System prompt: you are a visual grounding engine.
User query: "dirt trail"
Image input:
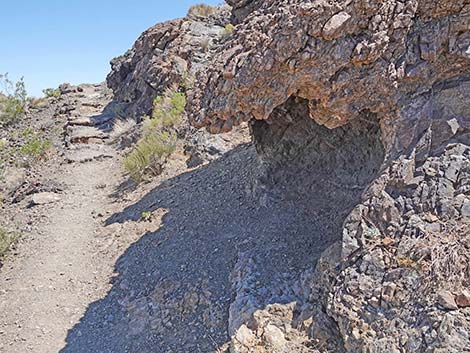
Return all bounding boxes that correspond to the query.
[0,155,121,353]
[0,84,124,353]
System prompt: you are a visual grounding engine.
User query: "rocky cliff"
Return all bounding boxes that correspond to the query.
[107,1,470,352]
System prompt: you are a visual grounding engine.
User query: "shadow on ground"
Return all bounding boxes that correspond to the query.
[60,134,379,352]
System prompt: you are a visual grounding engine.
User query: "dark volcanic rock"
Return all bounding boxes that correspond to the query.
[107,9,231,119]
[186,0,470,352]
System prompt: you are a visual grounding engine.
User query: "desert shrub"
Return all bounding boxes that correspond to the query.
[0,74,27,125]
[222,23,235,38]
[110,118,137,141]
[0,227,19,258]
[124,86,186,182]
[124,131,177,182]
[187,3,218,17]
[0,128,52,171]
[151,89,186,128]
[141,211,152,221]
[19,134,52,158]
[180,71,194,92]
[42,87,61,98]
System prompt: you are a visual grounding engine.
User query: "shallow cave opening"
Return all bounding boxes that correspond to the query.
[251,96,386,250]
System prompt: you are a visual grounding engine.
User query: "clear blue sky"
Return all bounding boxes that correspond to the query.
[0,0,221,97]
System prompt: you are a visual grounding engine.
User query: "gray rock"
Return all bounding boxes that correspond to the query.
[30,192,61,206]
[461,199,470,217]
[438,290,459,310]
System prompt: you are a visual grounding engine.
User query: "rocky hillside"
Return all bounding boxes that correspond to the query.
[105,1,470,352]
[0,1,468,353]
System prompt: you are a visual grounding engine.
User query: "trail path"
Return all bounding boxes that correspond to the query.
[0,85,122,353]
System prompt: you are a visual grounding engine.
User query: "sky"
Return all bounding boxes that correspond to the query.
[0,0,221,97]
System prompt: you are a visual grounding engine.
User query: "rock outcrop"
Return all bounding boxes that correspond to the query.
[186,0,470,352]
[107,7,231,119]
[107,6,250,165]
[107,1,470,352]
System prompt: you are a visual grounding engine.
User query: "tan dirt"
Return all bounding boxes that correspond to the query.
[0,155,122,353]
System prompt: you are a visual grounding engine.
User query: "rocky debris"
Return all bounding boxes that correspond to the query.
[455,290,470,308]
[226,0,266,24]
[29,192,61,206]
[0,167,26,202]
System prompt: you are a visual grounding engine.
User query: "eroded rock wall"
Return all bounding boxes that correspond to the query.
[107,8,231,119]
[186,0,470,352]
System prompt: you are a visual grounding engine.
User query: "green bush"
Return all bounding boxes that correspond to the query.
[42,87,61,98]
[151,89,186,128]
[124,86,186,182]
[0,74,27,125]
[19,134,52,158]
[222,23,235,38]
[124,131,177,182]
[0,228,19,258]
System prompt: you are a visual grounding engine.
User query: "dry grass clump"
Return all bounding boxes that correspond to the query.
[42,88,61,98]
[221,23,235,38]
[424,223,469,290]
[406,221,470,294]
[110,118,137,141]
[187,3,219,18]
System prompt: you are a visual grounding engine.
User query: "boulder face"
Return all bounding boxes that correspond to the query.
[107,1,470,352]
[186,0,470,352]
[226,0,267,24]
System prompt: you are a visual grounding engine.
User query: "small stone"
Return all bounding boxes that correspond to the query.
[30,192,61,206]
[437,290,458,310]
[322,11,351,40]
[425,167,438,177]
[447,118,460,135]
[382,237,394,246]
[235,325,257,348]
[352,327,361,340]
[461,199,470,217]
[455,289,470,308]
[263,324,287,349]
